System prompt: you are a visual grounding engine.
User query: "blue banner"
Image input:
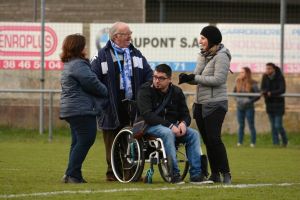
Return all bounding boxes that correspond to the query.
[148,61,196,72]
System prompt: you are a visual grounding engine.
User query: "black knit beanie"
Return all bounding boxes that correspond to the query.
[200,25,222,47]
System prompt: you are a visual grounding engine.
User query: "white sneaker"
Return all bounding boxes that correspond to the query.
[237,143,241,147]
[250,143,255,148]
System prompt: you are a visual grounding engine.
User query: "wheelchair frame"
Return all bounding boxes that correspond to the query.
[111,127,189,183]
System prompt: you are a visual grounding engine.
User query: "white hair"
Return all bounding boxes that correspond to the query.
[109,22,128,40]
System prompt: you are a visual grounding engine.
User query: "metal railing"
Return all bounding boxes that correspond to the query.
[0,89,300,141]
[184,91,300,97]
[0,89,60,141]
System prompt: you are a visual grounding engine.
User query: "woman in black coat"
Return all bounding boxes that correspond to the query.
[261,62,288,146]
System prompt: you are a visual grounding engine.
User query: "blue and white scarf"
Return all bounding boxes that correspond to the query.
[110,40,133,99]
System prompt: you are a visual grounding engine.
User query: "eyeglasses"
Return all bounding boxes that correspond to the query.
[116,31,132,36]
[152,75,169,81]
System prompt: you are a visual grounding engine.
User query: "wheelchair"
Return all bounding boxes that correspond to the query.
[110,100,189,183]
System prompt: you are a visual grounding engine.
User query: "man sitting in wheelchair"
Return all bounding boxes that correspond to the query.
[137,64,212,184]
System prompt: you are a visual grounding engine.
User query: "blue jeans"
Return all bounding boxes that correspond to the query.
[145,124,201,178]
[268,113,288,145]
[65,115,97,180]
[237,107,256,144]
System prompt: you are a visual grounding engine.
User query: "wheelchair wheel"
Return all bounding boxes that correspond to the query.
[111,128,145,183]
[158,145,189,183]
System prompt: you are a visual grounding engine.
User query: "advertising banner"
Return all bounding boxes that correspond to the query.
[2,22,298,72]
[217,23,300,73]
[0,22,82,70]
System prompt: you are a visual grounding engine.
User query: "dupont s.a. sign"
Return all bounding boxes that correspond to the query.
[90,23,208,72]
[0,22,82,70]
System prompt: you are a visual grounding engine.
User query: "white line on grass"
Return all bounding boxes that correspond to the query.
[0,168,21,171]
[0,183,299,199]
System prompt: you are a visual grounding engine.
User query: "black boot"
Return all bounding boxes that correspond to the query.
[222,172,231,184]
[62,175,86,184]
[208,173,221,183]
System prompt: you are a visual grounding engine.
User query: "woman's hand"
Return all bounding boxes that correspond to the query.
[178,73,195,84]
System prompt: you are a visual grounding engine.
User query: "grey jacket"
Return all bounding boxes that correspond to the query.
[234,82,260,110]
[60,58,108,119]
[193,45,231,104]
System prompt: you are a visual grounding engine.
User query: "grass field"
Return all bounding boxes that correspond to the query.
[0,127,300,200]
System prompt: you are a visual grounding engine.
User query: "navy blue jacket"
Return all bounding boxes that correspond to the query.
[91,41,153,130]
[60,58,108,119]
[261,66,286,115]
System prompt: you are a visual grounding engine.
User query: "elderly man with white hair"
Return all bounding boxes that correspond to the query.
[91,22,153,181]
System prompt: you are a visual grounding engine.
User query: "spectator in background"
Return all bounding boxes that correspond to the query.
[233,67,260,147]
[261,62,288,147]
[59,34,108,183]
[178,25,231,184]
[91,22,153,181]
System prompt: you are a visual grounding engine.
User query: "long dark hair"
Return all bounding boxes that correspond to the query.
[236,67,257,92]
[60,34,87,63]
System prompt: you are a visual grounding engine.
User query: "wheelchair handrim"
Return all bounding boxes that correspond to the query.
[111,129,143,183]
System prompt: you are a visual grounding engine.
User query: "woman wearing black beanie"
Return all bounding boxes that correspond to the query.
[179,25,232,184]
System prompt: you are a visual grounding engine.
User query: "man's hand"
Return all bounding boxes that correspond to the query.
[261,91,271,97]
[177,122,187,136]
[178,73,195,84]
[171,125,181,137]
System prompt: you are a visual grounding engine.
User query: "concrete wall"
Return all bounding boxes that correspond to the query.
[0,0,145,23]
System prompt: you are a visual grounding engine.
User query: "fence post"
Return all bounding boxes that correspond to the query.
[39,0,46,134]
[280,0,286,71]
[48,92,53,142]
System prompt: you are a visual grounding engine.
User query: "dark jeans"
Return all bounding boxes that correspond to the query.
[268,113,288,145]
[237,107,257,144]
[194,104,230,174]
[65,115,97,180]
